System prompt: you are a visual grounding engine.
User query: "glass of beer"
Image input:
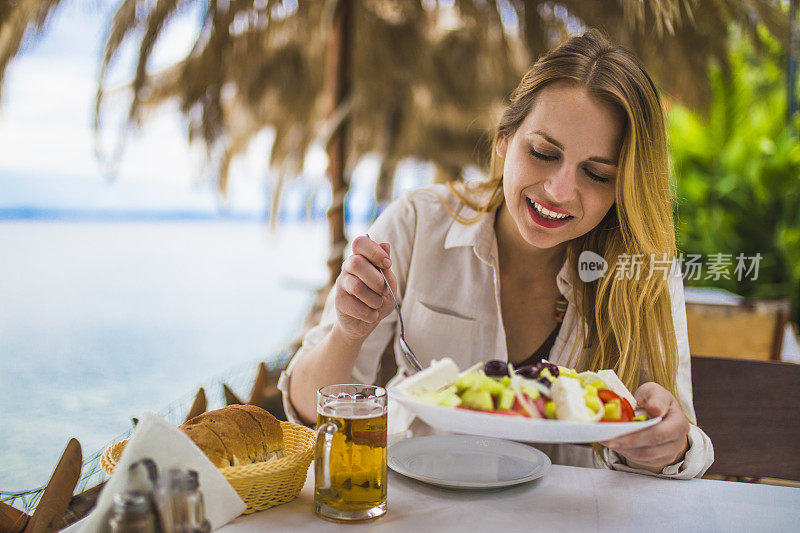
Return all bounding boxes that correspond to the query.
[314,384,387,522]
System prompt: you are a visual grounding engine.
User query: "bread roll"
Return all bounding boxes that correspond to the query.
[180,423,229,468]
[232,404,285,461]
[180,405,284,468]
[223,408,263,462]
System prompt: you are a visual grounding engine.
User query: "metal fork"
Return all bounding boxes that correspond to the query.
[366,234,423,374]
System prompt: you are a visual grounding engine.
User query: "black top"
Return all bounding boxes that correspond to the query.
[514,320,562,368]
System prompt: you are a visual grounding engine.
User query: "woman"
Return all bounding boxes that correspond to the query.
[280,30,714,478]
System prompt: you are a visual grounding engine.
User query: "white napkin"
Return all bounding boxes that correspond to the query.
[73,412,246,532]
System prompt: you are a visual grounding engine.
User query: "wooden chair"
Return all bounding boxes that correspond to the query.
[691,355,800,481]
[685,299,791,360]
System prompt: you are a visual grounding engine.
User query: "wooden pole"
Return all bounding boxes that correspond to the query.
[0,501,29,533]
[324,0,352,287]
[184,387,207,422]
[222,383,243,406]
[24,439,82,533]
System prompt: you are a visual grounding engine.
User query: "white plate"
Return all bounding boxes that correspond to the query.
[391,390,661,443]
[388,435,551,488]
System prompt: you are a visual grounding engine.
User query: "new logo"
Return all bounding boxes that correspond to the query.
[578,251,608,282]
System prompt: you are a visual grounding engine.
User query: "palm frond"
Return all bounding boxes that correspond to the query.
[559,0,789,110]
[0,0,63,101]
[128,0,184,125]
[96,0,138,122]
[93,0,139,174]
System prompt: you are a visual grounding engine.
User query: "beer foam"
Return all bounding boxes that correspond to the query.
[320,399,385,419]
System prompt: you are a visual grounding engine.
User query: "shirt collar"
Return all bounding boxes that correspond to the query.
[444,204,497,265]
[556,259,574,303]
[444,203,576,302]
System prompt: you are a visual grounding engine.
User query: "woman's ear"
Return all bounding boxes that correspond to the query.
[496,135,508,159]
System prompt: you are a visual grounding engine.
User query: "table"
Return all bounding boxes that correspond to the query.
[218,464,800,532]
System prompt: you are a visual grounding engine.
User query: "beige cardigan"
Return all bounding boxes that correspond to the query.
[280,184,714,479]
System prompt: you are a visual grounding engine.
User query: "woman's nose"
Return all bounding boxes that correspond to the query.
[543,165,578,203]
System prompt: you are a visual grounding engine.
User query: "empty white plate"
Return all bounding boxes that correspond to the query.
[388,435,551,489]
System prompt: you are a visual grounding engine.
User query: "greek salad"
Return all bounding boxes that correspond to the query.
[395,358,648,423]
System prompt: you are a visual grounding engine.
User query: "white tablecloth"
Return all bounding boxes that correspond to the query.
[218,464,799,532]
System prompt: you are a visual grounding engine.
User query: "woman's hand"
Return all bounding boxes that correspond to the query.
[601,382,690,473]
[333,235,398,343]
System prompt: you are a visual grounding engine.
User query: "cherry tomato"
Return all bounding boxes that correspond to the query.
[597,389,634,421]
[533,397,548,418]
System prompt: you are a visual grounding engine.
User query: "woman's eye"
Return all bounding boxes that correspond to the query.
[584,168,610,183]
[529,147,558,161]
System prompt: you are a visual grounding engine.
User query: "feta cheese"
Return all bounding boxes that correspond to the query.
[596,369,638,410]
[551,377,594,422]
[394,358,459,397]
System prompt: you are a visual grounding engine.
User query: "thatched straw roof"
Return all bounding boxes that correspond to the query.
[0,1,790,202]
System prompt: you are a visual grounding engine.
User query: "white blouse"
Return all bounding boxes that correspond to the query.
[280,184,714,479]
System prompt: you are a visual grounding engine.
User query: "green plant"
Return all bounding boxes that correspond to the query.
[669,26,800,322]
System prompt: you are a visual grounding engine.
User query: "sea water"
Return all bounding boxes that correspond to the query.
[0,220,329,491]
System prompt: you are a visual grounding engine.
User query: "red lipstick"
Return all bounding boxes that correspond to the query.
[526,198,572,229]
[532,199,572,216]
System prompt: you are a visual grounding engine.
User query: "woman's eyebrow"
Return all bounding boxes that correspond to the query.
[530,130,564,150]
[588,155,618,166]
[529,129,618,167]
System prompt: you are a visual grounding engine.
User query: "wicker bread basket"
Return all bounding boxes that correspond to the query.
[100,421,316,514]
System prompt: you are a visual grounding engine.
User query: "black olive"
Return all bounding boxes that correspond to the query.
[518,361,550,378]
[515,365,539,379]
[544,362,559,377]
[483,359,510,377]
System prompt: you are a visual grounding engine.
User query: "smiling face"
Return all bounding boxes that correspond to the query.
[496,82,624,252]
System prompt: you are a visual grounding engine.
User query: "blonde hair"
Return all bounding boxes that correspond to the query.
[451,29,679,400]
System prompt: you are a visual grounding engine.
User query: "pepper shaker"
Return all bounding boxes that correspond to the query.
[108,491,157,533]
[160,469,210,533]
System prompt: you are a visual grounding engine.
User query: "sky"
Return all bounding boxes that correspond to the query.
[0,1,333,219]
[0,1,286,217]
[0,2,456,221]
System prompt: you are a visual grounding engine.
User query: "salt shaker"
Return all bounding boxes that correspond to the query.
[108,491,157,533]
[160,469,210,533]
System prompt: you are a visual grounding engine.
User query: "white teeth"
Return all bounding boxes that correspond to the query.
[531,200,570,220]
